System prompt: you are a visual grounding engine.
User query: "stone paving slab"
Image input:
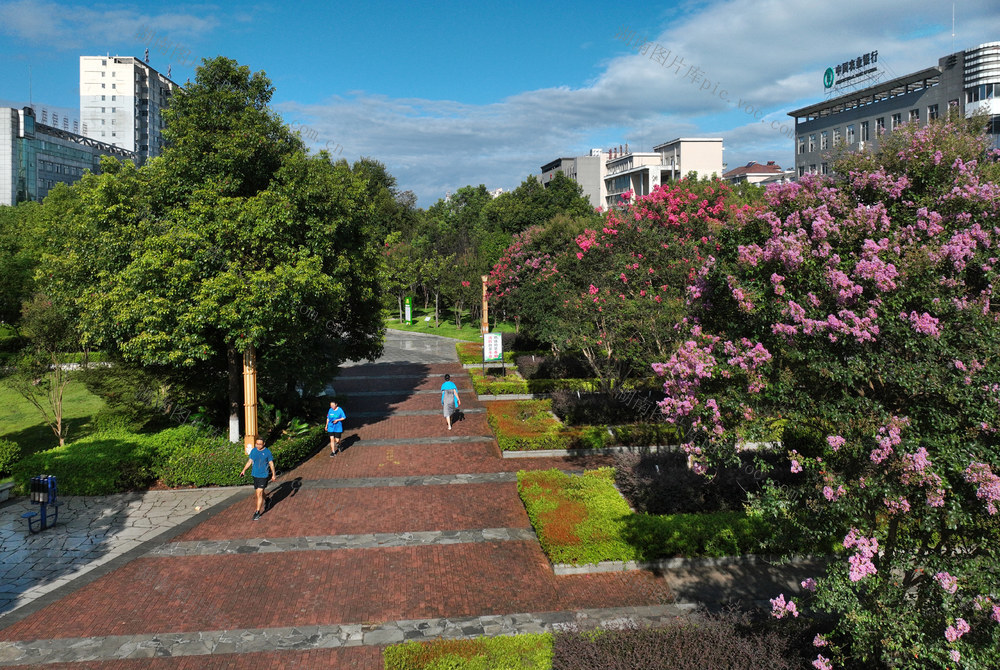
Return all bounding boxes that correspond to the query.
[0,489,244,619]
[334,376,473,392]
[0,541,673,641]
[173,482,531,542]
[0,603,695,666]
[0,646,384,669]
[152,528,540,556]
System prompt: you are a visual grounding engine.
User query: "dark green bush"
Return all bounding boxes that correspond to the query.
[11,431,159,495]
[0,438,22,476]
[551,613,810,670]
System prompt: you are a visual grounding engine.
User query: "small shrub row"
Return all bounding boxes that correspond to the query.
[10,424,326,494]
[486,399,587,451]
[513,353,591,380]
[384,633,552,669]
[383,614,815,670]
[518,468,776,565]
[0,438,23,477]
[471,371,602,396]
[456,341,524,365]
[551,614,812,670]
[613,450,798,515]
[11,431,161,495]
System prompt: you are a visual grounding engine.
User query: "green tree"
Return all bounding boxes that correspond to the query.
[37,58,386,440]
[8,294,81,446]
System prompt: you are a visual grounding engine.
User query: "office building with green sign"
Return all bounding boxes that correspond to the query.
[789,42,1000,178]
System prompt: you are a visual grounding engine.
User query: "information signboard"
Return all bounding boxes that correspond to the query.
[483,333,503,363]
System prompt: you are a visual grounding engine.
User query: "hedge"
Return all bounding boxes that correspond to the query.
[517,468,774,565]
[384,634,552,670]
[10,424,326,494]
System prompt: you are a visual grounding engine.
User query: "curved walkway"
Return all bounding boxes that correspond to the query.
[0,330,808,668]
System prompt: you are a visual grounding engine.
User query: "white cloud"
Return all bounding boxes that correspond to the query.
[0,0,218,49]
[276,0,1000,206]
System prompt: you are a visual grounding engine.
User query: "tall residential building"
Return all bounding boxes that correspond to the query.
[789,42,1000,177]
[1,106,135,206]
[539,149,608,209]
[80,55,178,164]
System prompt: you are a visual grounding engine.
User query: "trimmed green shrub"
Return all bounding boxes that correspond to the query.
[11,431,159,495]
[0,438,22,476]
[384,633,552,670]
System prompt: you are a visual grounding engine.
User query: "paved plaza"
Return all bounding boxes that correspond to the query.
[0,330,806,668]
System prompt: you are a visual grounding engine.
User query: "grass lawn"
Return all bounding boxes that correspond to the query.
[0,374,105,482]
[386,304,515,343]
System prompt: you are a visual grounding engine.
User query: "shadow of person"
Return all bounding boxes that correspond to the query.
[338,434,359,451]
[265,477,302,511]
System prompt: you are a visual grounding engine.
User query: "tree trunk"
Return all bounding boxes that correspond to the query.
[434,291,440,327]
[227,344,242,443]
[397,293,403,322]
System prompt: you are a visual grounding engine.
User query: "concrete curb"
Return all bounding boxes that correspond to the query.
[552,553,823,575]
[503,445,679,458]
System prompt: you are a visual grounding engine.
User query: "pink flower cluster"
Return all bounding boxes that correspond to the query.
[934,571,958,594]
[769,593,799,619]
[826,435,846,451]
[722,338,772,392]
[823,484,846,502]
[901,310,941,338]
[843,528,878,582]
[812,654,833,670]
[944,618,970,642]
[870,416,908,464]
[883,496,911,515]
[964,461,1000,514]
[900,447,946,508]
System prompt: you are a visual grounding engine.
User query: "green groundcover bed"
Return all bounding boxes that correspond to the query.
[517,468,777,564]
[384,634,552,670]
[10,424,326,495]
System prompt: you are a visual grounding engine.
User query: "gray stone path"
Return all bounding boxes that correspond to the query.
[0,603,697,666]
[148,528,539,557]
[0,488,243,618]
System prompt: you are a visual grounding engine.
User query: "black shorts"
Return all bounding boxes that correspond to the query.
[328,431,343,438]
[253,476,269,490]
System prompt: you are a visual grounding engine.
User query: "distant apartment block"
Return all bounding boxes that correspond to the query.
[1,106,135,206]
[789,42,1000,177]
[604,138,723,208]
[722,160,792,185]
[539,149,607,209]
[80,55,178,164]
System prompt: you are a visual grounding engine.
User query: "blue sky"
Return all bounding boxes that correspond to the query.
[2,0,999,206]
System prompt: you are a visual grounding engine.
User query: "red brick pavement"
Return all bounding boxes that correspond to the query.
[286,440,612,481]
[335,375,474,393]
[3,647,384,670]
[176,482,531,541]
[0,360,661,668]
[0,542,672,641]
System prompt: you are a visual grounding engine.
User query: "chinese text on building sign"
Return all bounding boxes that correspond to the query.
[483,333,503,363]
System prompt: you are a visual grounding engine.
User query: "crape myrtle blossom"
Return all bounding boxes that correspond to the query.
[651,119,1000,666]
[769,593,799,619]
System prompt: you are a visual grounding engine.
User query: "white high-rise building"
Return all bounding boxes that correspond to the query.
[80,55,178,164]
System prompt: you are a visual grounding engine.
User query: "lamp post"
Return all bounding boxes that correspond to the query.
[481,275,489,335]
[242,344,258,453]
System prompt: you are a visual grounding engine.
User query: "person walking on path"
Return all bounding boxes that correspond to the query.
[440,374,461,430]
[326,400,346,455]
[240,437,275,520]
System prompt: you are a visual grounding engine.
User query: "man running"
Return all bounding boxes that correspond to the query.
[240,437,275,520]
[327,400,346,455]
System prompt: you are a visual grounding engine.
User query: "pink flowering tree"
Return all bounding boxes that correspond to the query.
[491,184,745,392]
[656,118,1000,667]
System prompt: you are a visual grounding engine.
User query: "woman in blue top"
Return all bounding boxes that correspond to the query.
[440,374,461,430]
[326,401,346,455]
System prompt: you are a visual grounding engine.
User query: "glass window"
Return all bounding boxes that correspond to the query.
[798,165,806,177]
[808,134,816,152]
[810,164,817,175]
[833,128,841,144]
[860,121,869,141]
[909,109,919,122]
[891,113,901,130]
[798,136,806,154]
[821,131,829,150]
[846,124,856,144]
[876,117,885,133]
[928,104,939,120]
